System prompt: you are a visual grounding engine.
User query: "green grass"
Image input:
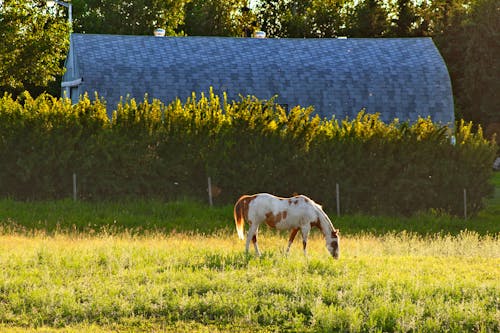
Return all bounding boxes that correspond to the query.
[479,171,500,222]
[0,232,498,332]
[0,199,229,234]
[0,173,498,332]
[1,172,499,236]
[0,196,498,237]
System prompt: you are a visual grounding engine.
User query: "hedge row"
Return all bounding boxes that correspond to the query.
[0,91,496,216]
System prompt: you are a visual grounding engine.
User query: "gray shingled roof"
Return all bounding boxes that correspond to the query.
[63,33,454,124]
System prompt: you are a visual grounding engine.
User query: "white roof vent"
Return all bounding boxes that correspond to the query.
[154,28,165,37]
[254,31,266,38]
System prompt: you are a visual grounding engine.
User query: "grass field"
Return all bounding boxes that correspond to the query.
[0,232,498,332]
[0,173,498,332]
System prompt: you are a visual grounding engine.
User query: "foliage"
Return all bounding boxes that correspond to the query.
[255,0,347,38]
[71,0,187,36]
[254,0,475,38]
[0,92,109,199]
[347,0,390,37]
[436,0,500,125]
[388,0,417,36]
[183,0,256,37]
[0,230,498,332]
[0,92,496,216]
[0,0,69,93]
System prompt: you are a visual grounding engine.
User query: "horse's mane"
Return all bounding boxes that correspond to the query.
[311,201,337,235]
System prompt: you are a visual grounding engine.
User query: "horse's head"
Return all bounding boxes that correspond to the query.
[328,229,340,259]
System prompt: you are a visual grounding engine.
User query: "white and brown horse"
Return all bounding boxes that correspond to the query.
[233,193,340,259]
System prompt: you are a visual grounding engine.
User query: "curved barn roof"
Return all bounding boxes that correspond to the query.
[63,33,454,124]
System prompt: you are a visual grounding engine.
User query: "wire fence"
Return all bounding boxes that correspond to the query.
[69,174,472,220]
[329,183,471,220]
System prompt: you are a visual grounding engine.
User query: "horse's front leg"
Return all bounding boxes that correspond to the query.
[246,222,261,256]
[300,225,311,256]
[286,228,299,255]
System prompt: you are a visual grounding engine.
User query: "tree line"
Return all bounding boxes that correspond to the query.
[0,0,498,129]
[0,92,495,216]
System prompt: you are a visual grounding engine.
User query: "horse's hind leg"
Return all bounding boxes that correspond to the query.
[246,223,261,256]
[286,228,299,255]
[252,230,262,257]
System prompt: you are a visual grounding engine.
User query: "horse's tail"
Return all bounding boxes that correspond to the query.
[233,197,247,240]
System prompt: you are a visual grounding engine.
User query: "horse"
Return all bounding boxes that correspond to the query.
[233,193,340,259]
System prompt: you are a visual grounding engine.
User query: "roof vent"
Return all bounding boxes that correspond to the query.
[254,31,266,38]
[154,28,165,37]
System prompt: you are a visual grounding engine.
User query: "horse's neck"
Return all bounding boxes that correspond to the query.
[316,207,335,240]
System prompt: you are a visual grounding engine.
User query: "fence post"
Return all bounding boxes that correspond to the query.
[73,172,77,201]
[463,188,467,220]
[336,183,340,217]
[207,177,213,207]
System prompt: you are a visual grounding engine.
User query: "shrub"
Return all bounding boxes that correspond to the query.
[0,91,496,216]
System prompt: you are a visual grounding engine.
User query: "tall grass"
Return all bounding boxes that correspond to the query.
[0,232,498,332]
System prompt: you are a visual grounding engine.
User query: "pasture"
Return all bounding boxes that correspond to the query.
[0,173,499,332]
[0,231,498,332]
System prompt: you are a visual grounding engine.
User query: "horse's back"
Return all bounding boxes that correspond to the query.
[246,193,318,227]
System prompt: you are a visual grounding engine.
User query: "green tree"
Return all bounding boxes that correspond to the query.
[307,0,346,37]
[0,0,69,94]
[416,0,470,36]
[389,0,418,36]
[282,0,313,37]
[256,0,313,38]
[346,0,390,37]
[256,0,346,38]
[71,0,187,35]
[255,0,289,37]
[433,0,499,126]
[459,0,499,125]
[183,0,255,37]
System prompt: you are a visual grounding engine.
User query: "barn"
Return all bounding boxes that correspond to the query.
[62,33,454,124]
